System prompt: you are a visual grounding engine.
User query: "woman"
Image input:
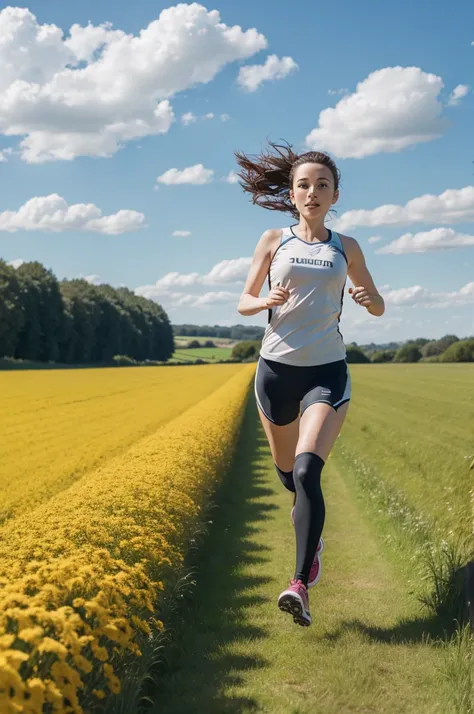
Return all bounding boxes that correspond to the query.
[236,141,385,627]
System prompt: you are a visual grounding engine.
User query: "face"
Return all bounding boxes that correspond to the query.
[289,163,338,219]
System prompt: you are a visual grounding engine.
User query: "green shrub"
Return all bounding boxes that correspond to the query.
[370,349,396,363]
[439,338,474,362]
[394,344,422,363]
[346,346,370,363]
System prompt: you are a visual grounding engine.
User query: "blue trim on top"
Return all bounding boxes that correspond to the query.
[290,224,332,245]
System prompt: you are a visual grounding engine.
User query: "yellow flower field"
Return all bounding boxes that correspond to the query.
[0,363,255,714]
[0,364,243,524]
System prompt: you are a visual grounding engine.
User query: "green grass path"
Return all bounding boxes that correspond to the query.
[150,396,452,714]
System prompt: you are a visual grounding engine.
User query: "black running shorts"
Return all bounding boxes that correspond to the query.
[254,355,351,426]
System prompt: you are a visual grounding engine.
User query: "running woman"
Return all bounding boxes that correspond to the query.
[235,142,385,627]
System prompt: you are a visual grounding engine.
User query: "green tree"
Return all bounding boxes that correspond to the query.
[231,340,261,361]
[439,338,474,362]
[0,260,23,357]
[422,334,459,358]
[394,343,422,363]
[346,345,370,363]
[370,349,396,363]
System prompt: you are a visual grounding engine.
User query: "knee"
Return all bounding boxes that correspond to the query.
[274,464,295,493]
[293,452,325,490]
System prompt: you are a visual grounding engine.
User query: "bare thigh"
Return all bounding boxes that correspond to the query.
[256,404,300,472]
[296,401,350,462]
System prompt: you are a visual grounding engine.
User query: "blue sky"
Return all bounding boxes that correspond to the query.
[0,0,473,343]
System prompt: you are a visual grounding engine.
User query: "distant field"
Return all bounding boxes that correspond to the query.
[171,347,233,363]
[333,362,474,543]
[0,363,243,522]
[174,335,236,344]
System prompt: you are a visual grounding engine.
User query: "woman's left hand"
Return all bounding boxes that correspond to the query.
[348,286,375,308]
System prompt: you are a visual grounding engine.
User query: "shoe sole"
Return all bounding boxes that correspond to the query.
[277,591,312,627]
[308,537,324,589]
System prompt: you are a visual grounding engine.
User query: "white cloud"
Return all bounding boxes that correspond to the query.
[334,186,474,232]
[0,5,267,162]
[377,227,474,254]
[142,257,252,293]
[383,282,474,308]
[0,194,145,234]
[7,258,24,269]
[135,287,240,309]
[83,274,101,285]
[328,88,348,96]
[306,66,454,158]
[447,84,469,106]
[204,112,215,120]
[156,164,214,185]
[225,171,239,184]
[172,230,191,237]
[237,54,298,92]
[368,235,382,244]
[0,151,7,162]
[220,113,230,121]
[181,112,197,126]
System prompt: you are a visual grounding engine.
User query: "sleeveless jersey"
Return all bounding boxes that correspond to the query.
[259,225,348,367]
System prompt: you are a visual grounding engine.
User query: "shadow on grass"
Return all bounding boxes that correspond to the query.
[322,612,459,649]
[145,394,278,714]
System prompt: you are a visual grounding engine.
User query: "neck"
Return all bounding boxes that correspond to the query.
[296,217,329,242]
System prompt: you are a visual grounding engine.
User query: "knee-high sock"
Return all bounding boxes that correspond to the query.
[293,452,325,586]
[274,463,295,493]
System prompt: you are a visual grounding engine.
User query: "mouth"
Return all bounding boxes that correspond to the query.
[306,203,320,208]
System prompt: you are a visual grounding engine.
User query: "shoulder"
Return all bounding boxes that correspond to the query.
[260,227,283,244]
[337,233,364,265]
[258,227,284,261]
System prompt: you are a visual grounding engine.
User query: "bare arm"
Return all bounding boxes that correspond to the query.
[342,235,385,317]
[237,229,281,316]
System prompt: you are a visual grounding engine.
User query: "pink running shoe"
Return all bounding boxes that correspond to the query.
[291,506,324,588]
[278,579,311,626]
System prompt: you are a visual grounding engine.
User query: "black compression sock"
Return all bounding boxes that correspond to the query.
[293,452,326,586]
[274,463,296,493]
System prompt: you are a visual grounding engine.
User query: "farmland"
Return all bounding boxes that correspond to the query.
[0,362,472,713]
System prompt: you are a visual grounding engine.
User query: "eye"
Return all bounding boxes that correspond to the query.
[319,183,329,189]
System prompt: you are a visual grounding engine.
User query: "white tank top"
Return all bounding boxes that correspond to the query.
[259,225,347,366]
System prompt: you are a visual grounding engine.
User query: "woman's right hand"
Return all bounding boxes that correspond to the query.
[265,282,290,308]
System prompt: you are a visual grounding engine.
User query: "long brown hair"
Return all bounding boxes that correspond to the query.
[234,140,340,219]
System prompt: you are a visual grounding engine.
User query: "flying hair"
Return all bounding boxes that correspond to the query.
[234,140,341,219]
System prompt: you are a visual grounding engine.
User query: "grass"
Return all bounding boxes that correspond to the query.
[170,347,234,362]
[142,388,472,714]
[174,336,237,345]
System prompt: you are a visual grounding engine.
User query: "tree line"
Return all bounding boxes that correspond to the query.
[231,334,474,363]
[0,259,174,364]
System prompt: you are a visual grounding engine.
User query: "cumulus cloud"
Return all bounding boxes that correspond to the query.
[237,54,298,92]
[156,164,214,185]
[368,235,382,244]
[377,227,474,254]
[83,274,101,285]
[204,112,215,120]
[447,84,469,106]
[7,258,25,269]
[383,282,474,308]
[135,287,240,309]
[225,171,239,184]
[306,66,459,158]
[141,257,252,294]
[0,194,145,234]
[220,113,230,121]
[328,88,348,96]
[181,112,197,126]
[0,5,266,162]
[334,186,474,232]
[172,230,191,237]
